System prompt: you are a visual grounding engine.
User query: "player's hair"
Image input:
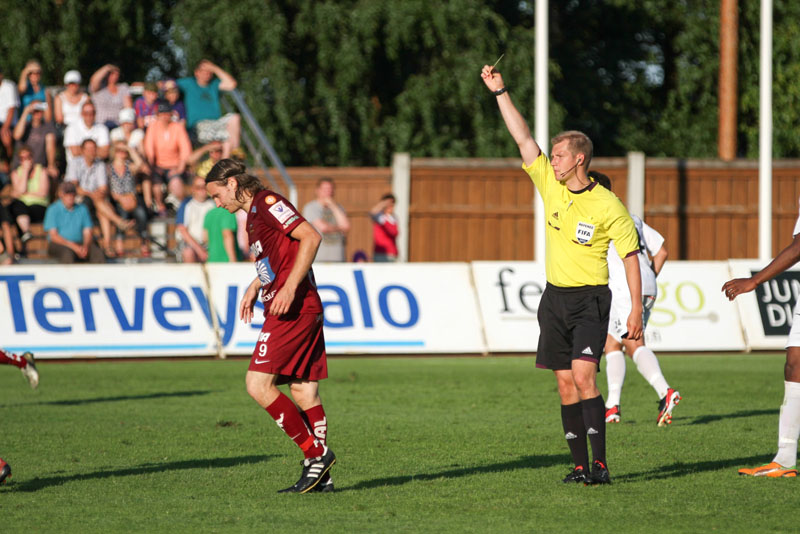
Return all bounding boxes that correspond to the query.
[588,170,612,191]
[551,130,593,167]
[205,158,265,203]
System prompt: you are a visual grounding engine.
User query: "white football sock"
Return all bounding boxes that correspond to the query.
[772,381,800,468]
[632,346,669,399]
[605,351,625,408]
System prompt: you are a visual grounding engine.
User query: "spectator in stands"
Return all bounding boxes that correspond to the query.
[65,138,132,257]
[177,59,240,157]
[188,140,223,178]
[43,181,105,263]
[175,175,214,263]
[134,82,159,130]
[203,206,242,262]
[108,140,150,257]
[0,66,20,163]
[54,70,89,128]
[144,100,191,212]
[370,193,398,262]
[303,177,350,262]
[89,64,133,130]
[63,101,109,175]
[12,101,58,179]
[110,107,155,213]
[8,145,50,249]
[0,202,15,264]
[163,79,186,124]
[18,60,53,123]
[352,250,368,263]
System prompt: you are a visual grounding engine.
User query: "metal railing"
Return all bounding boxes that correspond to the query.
[221,89,297,206]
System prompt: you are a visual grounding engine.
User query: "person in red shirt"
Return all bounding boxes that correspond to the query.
[370,193,398,262]
[205,158,335,493]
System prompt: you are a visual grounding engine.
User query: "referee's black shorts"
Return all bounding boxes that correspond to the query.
[536,283,611,371]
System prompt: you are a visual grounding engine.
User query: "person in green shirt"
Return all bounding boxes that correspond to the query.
[204,206,242,262]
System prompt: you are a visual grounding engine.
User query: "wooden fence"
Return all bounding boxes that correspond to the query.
[275,157,800,263]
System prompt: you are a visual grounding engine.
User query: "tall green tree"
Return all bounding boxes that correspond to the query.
[0,0,175,86]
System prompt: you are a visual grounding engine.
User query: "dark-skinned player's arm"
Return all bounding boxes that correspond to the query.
[723,233,800,301]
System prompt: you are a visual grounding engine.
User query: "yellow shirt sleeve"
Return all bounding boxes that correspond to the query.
[605,199,639,259]
[522,153,554,198]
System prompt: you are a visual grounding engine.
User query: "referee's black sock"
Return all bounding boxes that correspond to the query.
[581,395,606,465]
[560,402,589,470]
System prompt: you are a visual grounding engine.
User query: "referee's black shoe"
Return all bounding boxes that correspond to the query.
[562,465,589,484]
[586,460,611,485]
[278,446,336,494]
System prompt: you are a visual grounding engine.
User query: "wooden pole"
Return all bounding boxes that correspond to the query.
[718,0,739,160]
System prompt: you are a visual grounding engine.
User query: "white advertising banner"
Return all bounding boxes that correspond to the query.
[471,261,746,352]
[206,262,486,355]
[0,264,217,358]
[471,261,544,353]
[728,260,800,350]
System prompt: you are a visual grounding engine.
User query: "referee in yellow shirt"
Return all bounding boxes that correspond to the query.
[482,65,643,485]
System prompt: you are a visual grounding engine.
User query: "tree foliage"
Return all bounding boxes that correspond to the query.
[1,0,799,164]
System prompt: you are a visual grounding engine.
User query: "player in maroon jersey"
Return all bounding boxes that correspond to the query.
[205,159,335,493]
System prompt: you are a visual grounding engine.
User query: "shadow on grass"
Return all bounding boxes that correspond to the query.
[4,390,218,407]
[340,453,569,492]
[5,454,274,493]
[615,454,770,482]
[685,409,776,426]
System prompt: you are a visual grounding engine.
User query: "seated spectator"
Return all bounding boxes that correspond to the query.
[188,141,223,178]
[175,175,214,263]
[110,107,153,212]
[43,181,105,263]
[63,101,109,175]
[133,82,159,130]
[162,79,186,124]
[54,70,89,128]
[65,138,132,257]
[177,60,240,157]
[0,66,20,163]
[370,193,399,262]
[8,145,50,249]
[0,202,16,264]
[12,101,58,179]
[108,140,150,257]
[352,250,368,263]
[144,100,191,212]
[18,60,53,123]
[203,206,242,262]
[302,177,350,262]
[89,64,133,130]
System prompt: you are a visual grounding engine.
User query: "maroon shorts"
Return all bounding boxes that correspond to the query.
[248,312,327,385]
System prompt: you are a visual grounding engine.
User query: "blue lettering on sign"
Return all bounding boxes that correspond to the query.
[152,287,192,331]
[379,285,419,327]
[1,271,420,347]
[34,287,73,333]
[318,269,419,329]
[106,287,146,331]
[1,274,35,332]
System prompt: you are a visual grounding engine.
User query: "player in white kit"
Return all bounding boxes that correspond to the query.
[590,172,681,426]
[723,197,800,477]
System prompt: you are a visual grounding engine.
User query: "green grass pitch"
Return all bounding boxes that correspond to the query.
[0,354,797,533]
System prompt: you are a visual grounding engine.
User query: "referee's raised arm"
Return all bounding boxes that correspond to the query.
[481,65,540,166]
